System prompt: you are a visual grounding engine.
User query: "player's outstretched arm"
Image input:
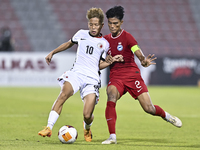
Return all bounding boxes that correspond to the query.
[135,49,157,67]
[45,40,74,65]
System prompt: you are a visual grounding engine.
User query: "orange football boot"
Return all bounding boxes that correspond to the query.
[83,122,92,142]
[38,127,52,137]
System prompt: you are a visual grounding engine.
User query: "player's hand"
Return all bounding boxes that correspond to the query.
[105,54,113,64]
[141,54,157,67]
[45,52,53,65]
[113,55,124,62]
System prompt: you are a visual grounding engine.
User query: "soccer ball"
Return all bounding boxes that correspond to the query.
[58,125,78,144]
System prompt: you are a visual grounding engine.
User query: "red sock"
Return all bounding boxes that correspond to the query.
[154,105,166,118]
[105,101,117,134]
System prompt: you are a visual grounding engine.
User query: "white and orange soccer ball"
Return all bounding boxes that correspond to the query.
[58,125,78,144]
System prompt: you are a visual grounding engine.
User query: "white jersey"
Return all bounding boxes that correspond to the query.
[71,29,109,80]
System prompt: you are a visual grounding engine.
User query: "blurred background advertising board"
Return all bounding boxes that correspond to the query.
[0,52,74,86]
[0,52,108,87]
[150,57,200,85]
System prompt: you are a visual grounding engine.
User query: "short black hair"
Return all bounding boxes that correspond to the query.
[106,6,124,20]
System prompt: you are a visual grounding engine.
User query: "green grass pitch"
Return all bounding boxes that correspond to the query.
[0,86,199,150]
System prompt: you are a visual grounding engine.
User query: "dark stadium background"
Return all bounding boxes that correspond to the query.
[1,0,200,86]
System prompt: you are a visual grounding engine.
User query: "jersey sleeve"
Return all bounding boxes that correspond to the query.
[71,29,83,44]
[126,32,140,53]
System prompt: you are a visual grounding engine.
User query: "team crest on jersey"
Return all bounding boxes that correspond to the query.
[97,43,103,49]
[117,42,123,51]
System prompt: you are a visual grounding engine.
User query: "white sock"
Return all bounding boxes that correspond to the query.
[47,110,59,130]
[110,134,116,139]
[84,121,93,130]
[165,112,171,121]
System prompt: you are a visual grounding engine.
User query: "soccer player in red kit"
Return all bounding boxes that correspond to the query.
[102,6,182,144]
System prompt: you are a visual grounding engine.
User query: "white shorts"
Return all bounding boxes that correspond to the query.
[57,70,101,104]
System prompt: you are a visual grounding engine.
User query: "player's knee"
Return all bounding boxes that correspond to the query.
[107,92,117,102]
[143,105,156,115]
[83,112,92,120]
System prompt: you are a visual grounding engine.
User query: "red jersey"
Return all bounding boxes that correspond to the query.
[104,29,140,79]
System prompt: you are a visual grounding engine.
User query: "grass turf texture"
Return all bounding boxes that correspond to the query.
[0,86,199,150]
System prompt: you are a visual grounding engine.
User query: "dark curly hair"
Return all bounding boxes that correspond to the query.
[106,6,124,20]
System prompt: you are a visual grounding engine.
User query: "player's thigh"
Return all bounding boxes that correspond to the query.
[83,93,96,117]
[52,82,74,113]
[59,81,74,100]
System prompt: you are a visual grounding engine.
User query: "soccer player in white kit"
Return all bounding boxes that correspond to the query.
[38,7,123,142]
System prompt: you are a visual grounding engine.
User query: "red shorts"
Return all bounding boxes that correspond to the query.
[107,75,148,99]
